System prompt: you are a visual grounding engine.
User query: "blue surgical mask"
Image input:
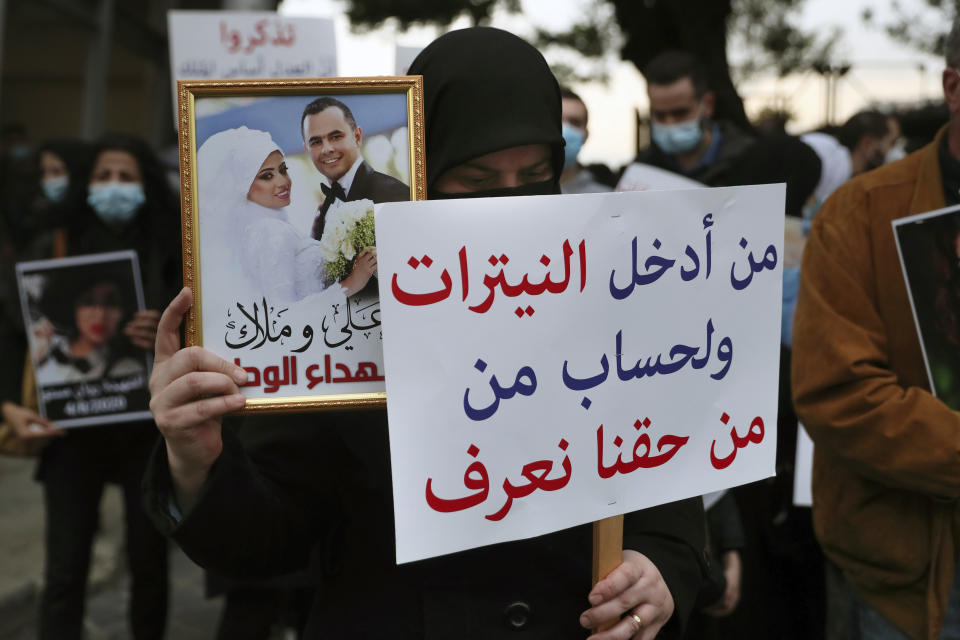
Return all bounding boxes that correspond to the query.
[42,176,69,202]
[651,117,703,155]
[801,198,822,223]
[87,182,145,224]
[562,123,585,168]
[8,144,31,160]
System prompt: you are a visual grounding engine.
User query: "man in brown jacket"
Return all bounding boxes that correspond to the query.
[793,17,960,640]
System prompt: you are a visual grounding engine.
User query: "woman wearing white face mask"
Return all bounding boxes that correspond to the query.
[0,140,92,458]
[13,140,92,262]
[1,133,180,640]
[86,145,148,225]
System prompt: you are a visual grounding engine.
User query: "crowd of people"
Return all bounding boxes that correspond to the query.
[0,16,958,640]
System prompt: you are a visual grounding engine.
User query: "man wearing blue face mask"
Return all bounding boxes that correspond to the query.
[559,88,613,194]
[629,51,754,187]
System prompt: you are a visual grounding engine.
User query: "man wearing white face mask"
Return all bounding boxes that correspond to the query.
[630,50,755,187]
[559,88,612,194]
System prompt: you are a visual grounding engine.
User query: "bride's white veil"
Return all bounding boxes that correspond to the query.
[197,126,282,305]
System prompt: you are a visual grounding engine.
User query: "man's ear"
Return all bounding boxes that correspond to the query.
[856,134,876,158]
[944,68,960,116]
[702,91,716,120]
[354,126,363,146]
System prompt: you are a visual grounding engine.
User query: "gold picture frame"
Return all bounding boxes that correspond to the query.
[177,77,425,413]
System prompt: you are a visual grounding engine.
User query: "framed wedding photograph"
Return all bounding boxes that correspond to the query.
[177,76,425,412]
[16,251,153,427]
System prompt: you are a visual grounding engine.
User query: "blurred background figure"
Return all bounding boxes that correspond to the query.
[0,140,93,421]
[559,87,614,193]
[1,133,180,640]
[628,50,756,187]
[835,110,899,176]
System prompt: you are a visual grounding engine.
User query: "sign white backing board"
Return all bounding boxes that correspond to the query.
[793,423,814,507]
[168,11,337,126]
[376,186,784,563]
[616,162,704,192]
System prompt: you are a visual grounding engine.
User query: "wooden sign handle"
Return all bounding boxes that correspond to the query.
[592,514,624,633]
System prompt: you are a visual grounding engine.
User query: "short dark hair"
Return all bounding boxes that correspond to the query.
[947,15,960,69]
[39,261,135,335]
[837,110,890,151]
[559,86,588,126]
[643,50,709,97]
[300,97,358,138]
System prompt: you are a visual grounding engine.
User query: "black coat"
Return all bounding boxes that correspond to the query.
[347,160,410,203]
[143,410,708,639]
[311,161,409,242]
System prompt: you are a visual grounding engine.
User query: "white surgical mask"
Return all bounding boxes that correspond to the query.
[87,182,145,223]
[42,176,69,202]
[650,110,704,155]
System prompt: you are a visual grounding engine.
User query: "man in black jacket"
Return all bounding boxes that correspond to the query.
[302,96,409,242]
[627,50,754,188]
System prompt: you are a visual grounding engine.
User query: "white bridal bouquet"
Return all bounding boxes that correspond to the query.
[318,198,376,282]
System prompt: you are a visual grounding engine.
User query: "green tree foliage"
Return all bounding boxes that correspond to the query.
[344,0,519,29]
[594,0,837,129]
[343,0,837,129]
[862,0,959,59]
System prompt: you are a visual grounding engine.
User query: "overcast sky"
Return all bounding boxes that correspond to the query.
[280,0,949,166]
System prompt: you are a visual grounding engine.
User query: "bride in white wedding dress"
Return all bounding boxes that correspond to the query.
[197,126,374,308]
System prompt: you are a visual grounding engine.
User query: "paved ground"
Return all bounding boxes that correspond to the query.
[0,454,224,639]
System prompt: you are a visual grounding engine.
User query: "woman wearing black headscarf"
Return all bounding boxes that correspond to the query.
[143,28,706,640]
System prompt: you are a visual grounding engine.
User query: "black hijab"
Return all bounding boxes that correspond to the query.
[408,27,564,198]
[722,134,822,218]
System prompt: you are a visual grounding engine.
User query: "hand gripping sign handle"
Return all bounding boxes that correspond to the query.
[592,514,624,633]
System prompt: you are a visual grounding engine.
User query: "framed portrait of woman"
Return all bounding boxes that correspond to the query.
[178,76,425,412]
[894,203,960,411]
[15,251,153,427]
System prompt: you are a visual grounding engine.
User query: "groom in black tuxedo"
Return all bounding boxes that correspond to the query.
[302,96,410,241]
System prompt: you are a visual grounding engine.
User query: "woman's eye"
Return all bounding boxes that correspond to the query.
[462,174,489,186]
[522,166,551,181]
[259,172,273,180]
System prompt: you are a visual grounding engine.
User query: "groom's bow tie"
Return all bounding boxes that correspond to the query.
[321,181,346,202]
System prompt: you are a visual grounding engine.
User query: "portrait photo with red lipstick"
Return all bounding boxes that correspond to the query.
[15,250,152,426]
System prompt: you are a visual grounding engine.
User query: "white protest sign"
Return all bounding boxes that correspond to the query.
[616,162,703,192]
[167,11,337,126]
[793,422,814,507]
[376,186,783,563]
[395,45,423,75]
